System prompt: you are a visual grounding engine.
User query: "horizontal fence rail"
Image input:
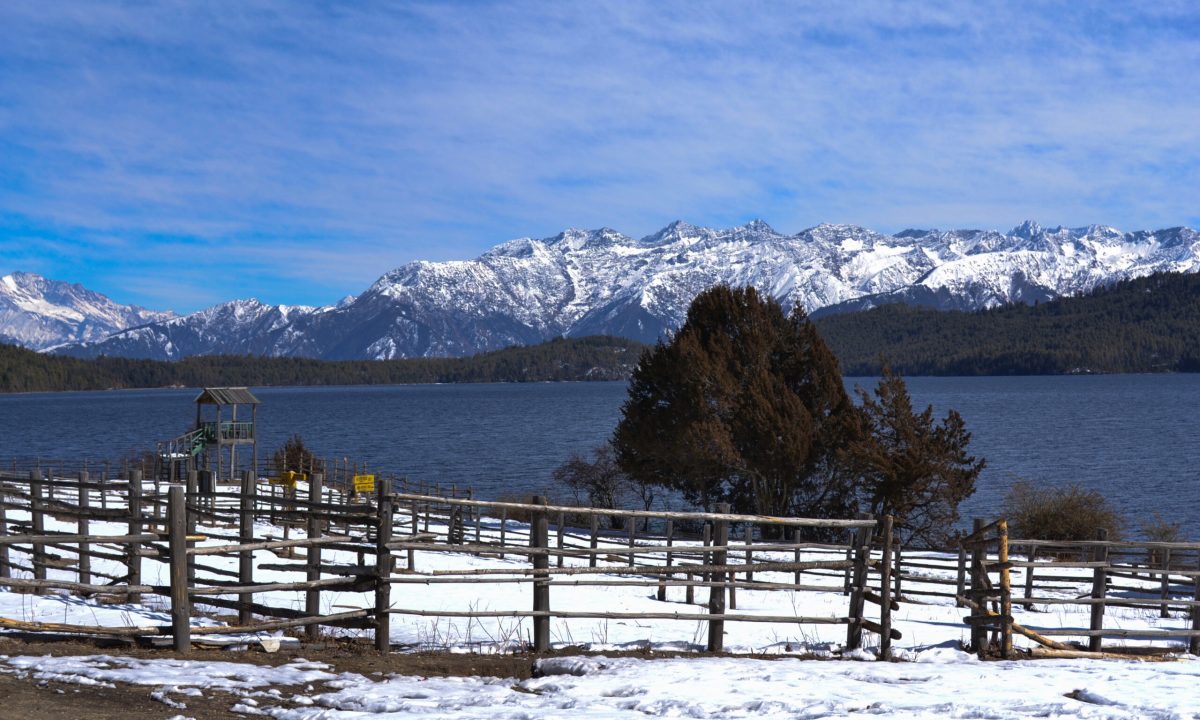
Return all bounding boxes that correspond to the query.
[0,466,899,657]
[958,520,1200,658]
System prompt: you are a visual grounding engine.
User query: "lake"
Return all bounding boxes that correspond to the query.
[1,376,1197,537]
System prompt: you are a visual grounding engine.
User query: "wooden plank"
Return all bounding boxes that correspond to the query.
[1191,555,1200,655]
[1089,528,1109,652]
[375,490,393,653]
[189,609,371,636]
[707,503,730,652]
[956,594,1073,651]
[531,495,550,653]
[238,470,254,624]
[878,514,894,659]
[77,470,91,587]
[306,471,324,642]
[388,608,852,624]
[998,519,1013,658]
[390,493,876,529]
[963,614,1013,625]
[846,514,871,651]
[860,617,902,640]
[189,534,353,556]
[29,469,45,592]
[968,519,986,656]
[959,518,1003,546]
[168,485,190,651]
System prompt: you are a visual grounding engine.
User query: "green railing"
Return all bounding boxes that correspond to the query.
[200,421,255,441]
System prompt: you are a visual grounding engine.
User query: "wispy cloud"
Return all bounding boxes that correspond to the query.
[1,1,1197,310]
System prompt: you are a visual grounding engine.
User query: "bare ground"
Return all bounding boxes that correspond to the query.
[0,636,547,720]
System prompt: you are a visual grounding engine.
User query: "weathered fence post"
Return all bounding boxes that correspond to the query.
[122,468,143,602]
[744,527,754,583]
[968,518,986,656]
[306,471,324,642]
[29,469,46,591]
[1023,543,1036,610]
[470,489,481,548]
[627,517,636,568]
[0,475,8,578]
[694,523,711,606]
[956,540,968,608]
[843,533,853,596]
[238,469,255,625]
[892,540,902,599]
[1159,548,1172,619]
[168,484,190,652]
[1088,528,1109,653]
[728,566,737,610]
[499,508,507,559]
[588,515,599,568]
[707,503,731,652]
[77,470,91,586]
[878,515,894,660]
[152,476,163,526]
[657,519,674,602]
[375,487,393,654]
[1190,554,1200,655]
[846,514,871,651]
[556,511,565,569]
[998,519,1013,659]
[793,529,803,586]
[530,495,550,653]
[185,470,198,585]
[406,498,417,572]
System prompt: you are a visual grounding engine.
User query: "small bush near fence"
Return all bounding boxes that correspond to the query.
[1002,480,1123,544]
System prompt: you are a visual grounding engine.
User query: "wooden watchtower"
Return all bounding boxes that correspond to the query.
[194,387,260,483]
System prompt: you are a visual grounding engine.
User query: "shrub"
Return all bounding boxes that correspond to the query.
[1002,480,1124,543]
[552,445,629,529]
[271,434,325,475]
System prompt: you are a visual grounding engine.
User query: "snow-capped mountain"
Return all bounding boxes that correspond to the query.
[53,298,324,360]
[44,220,1200,360]
[0,272,175,350]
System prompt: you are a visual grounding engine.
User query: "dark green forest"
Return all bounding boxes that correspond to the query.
[816,272,1200,375]
[0,335,646,393]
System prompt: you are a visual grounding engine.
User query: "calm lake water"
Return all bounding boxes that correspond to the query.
[1,376,1197,537]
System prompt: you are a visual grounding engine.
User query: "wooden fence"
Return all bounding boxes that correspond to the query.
[0,466,898,657]
[957,519,1200,658]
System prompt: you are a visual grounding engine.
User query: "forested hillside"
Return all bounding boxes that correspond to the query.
[817,272,1200,375]
[0,336,646,393]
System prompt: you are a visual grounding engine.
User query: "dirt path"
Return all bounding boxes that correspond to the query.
[0,637,544,719]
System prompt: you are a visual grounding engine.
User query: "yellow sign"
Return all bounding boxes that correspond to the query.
[353,474,376,493]
[270,470,304,486]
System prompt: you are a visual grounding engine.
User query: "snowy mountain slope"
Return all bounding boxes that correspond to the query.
[0,272,175,350]
[45,220,1200,360]
[53,299,321,361]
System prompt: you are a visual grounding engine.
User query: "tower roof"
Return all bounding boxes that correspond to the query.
[194,387,260,406]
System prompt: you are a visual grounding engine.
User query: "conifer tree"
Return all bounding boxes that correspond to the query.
[613,285,855,520]
[840,365,984,546]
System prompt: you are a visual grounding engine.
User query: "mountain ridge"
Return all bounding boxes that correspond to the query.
[0,271,176,350]
[7,219,1197,360]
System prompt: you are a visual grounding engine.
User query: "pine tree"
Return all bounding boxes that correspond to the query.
[612,285,856,520]
[840,365,985,546]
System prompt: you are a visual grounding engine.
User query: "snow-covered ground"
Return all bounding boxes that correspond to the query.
[2,479,1199,717]
[2,649,1199,718]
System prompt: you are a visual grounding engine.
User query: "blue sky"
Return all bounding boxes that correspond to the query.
[1,2,1198,313]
